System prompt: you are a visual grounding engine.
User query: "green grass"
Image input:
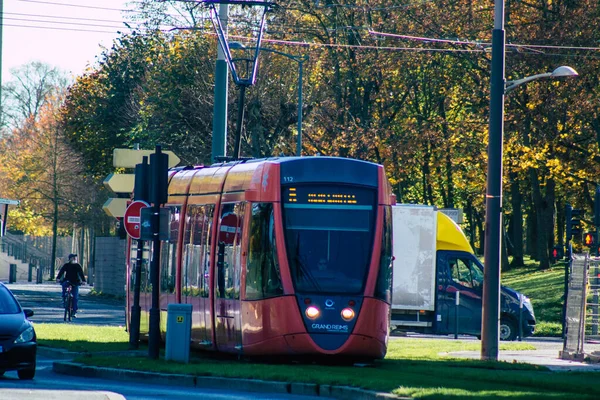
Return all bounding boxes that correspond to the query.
[35,323,600,399]
[502,262,566,336]
[65,337,600,400]
[34,260,593,398]
[35,324,136,353]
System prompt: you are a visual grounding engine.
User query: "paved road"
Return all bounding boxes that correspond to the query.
[7,282,126,326]
[9,283,600,373]
[4,283,321,399]
[0,353,321,400]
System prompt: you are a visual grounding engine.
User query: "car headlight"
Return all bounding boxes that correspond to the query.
[14,327,35,343]
[522,297,535,315]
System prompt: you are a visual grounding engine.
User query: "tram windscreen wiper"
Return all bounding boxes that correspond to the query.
[294,237,321,292]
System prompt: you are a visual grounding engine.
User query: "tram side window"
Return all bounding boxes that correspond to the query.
[246,203,283,300]
[217,202,245,299]
[201,205,214,298]
[182,204,214,298]
[160,206,180,294]
[182,206,202,297]
[375,205,393,303]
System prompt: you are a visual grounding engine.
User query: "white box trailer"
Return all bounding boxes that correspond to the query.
[390,204,537,340]
[391,205,437,312]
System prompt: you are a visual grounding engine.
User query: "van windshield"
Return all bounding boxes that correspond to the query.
[281,184,376,294]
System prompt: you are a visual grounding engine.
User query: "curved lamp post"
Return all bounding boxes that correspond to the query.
[482,2,580,362]
[505,66,578,94]
[230,42,308,156]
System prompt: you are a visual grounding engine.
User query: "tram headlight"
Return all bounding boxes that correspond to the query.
[305,306,320,319]
[341,308,355,321]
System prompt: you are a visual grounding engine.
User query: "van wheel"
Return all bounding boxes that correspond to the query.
[18,367,35,380]
[500,318,517,341]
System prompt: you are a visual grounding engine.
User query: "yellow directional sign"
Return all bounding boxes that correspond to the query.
[103,173,135,194]
[102,198,129,218]
[113,149,180,169]
[103,174,135,193]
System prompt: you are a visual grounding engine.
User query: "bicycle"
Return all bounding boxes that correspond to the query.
[63,282,74,322]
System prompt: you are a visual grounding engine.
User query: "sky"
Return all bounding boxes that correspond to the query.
[2,0,133,82]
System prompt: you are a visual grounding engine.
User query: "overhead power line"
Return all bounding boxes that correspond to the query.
[4,16,128,30]
[8,2,600,56]
[5,11,128,24]
[17,0,134,13]
[2,23,121,34]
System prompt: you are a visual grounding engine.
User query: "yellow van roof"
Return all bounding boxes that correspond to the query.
[436,211,475,253]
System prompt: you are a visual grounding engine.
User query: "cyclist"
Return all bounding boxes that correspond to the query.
[56,254,86,318]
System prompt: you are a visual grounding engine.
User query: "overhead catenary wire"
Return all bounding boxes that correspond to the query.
[368,30,600,52]
[7,2,600,56]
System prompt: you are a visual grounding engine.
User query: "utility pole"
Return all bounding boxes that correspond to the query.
[481,0,505,361]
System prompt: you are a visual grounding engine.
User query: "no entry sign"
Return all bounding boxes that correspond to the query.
[124,200,150,239]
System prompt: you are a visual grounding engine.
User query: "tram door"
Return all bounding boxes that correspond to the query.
[182,204,214,349]
[214,203,245,353]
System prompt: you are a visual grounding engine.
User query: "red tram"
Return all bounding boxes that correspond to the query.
[126,156,395,359]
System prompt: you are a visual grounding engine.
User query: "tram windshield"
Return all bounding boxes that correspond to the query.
[282,184,376,294]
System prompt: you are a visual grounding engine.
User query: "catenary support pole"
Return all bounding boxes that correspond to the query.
[481,0,505,361]
[211,4,229,163]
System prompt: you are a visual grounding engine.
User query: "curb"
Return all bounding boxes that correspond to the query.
[52,361,406,399]
[38,346,84,360]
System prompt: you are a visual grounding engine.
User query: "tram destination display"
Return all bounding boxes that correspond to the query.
[283,185,373,206]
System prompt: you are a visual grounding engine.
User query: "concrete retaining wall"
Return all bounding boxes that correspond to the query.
[94,237,127,297]
[0,252,32,283]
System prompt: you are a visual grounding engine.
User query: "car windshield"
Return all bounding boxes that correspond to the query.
[0,286,21,314]
[282,184,376,294]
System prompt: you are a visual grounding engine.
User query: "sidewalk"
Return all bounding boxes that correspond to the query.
[445,337,600,371]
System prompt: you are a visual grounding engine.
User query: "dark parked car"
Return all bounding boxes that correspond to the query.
[0,282,36,379]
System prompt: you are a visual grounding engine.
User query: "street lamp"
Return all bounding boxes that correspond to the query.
[505,66,578,94]
[482,0,579,362]
[229,42,308,157]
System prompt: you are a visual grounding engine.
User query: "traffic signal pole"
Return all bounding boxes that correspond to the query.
[129,157,150,350]
[148,146,169,360]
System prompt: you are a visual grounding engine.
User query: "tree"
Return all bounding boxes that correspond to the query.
[0,94,95,276]
[1,62,68,132]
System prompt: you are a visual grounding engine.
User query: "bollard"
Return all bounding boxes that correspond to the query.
[28,264,34,282]
[9,264,17,283]
[454,290,460,339]
[36,267,43,284]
